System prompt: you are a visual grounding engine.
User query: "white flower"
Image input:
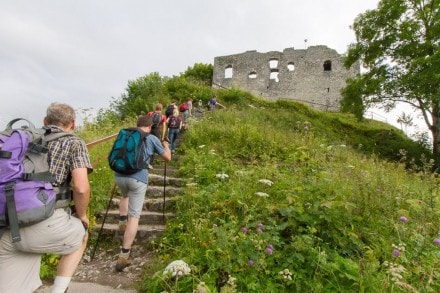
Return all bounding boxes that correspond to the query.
[163,260,191,277]
[216,173,229,179]
[258,179,274,186]
[255,192,269,197]
[198,145,205,148]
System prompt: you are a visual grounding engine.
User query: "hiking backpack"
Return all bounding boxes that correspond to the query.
[168,116,180,129]
[165,105,174,118]
[151,112,162,128]
[179,102,187,112]
[0,118,70,242]
[108,128,149,175]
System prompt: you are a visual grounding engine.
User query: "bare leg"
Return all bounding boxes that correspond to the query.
[122,216,139,249]
[119,196,128,216]
[56,233,88,276]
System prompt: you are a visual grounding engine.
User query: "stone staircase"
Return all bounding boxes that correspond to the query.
[92,108,205,244]
[93,154,184,243]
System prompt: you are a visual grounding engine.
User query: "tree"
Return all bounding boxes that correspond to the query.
[182,63,213,86]
[342,0,440,166]
[114,72,166,118]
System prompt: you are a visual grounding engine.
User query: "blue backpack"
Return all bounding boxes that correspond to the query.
[0,118,70,242]
[108,128,149,174]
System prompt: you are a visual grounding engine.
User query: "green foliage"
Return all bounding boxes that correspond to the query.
[138,101,439,292]
[343,0,440,166]
[40,254,60,280]
[113,72,166,119]
[39,68,439,289]
[181,63,213,86]
[164,76,214,103]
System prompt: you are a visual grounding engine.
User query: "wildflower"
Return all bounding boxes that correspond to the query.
[242,227,248,234]
[434,238,440,246]
[392,249,400,257]
[198,145,205,148]
[215,173,229,179]
[227,275,237,287]
[266,247,273,255]
[278,268,293,280]
[257,228,263,234]
[399,216,408,223]
[163,260,191,277]
[248,260,254,266]
[268,244,273,249]
[258,223,264,228]
[254,192,269,197]
[258,179,274,186]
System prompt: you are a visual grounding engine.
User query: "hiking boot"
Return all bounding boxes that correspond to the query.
[118,220,127,232]
[115,256,131,272]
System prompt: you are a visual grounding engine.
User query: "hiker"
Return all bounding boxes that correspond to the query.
[165,100,177,119]
[147,103,167,168]
[167,108,182,154]
[208,95,225,111]
[114,115,171,272]
[187,97,193,117]
[0,102,93,293]
[180,100,190,130]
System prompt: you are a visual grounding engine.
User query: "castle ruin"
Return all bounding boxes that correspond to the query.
[212,45,360,111]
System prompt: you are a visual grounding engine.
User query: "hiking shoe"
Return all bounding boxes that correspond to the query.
[118,220,127,232]
[115,256,131,272]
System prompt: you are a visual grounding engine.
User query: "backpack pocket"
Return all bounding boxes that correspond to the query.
[0,180,56,227]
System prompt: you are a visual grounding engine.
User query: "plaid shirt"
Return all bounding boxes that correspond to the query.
[46,126,93,186]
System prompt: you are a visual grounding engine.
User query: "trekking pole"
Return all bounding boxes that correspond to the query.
[163,160,167,222]
[91,183,117,261]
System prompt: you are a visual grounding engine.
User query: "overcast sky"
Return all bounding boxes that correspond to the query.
[0,0,380,128]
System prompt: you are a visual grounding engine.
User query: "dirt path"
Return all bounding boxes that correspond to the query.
[36,234,154,292]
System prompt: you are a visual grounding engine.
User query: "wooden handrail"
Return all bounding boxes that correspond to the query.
[85,133,118,168]
[86,133,118,148]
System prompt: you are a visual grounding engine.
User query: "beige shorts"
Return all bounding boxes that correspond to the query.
[0,208,87,293]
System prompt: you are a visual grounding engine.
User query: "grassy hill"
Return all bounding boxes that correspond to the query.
[127,98,440,292]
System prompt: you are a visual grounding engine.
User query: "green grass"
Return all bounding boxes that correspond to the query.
[134,102,439,292]
[57,95,439,292]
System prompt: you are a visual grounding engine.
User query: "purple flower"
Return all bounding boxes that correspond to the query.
[392,249,401,257]
[242,227,248,234]
[266,247,273,255]
[399,216,408,223]
[248,260,254,266]
[434,238,440,246]
[257,228,263,234]
[258,223,264,228]
[268,244,273,249]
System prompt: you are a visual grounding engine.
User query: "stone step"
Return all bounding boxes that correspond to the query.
[148,165,179,177]
[97,209,174,225]
[93,223,166,242]
[146,185,182,198]
[110,196,178,213]
[148,173,184,187]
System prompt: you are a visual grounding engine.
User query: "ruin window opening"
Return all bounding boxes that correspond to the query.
[287,62,295,71]
[323,60,332,71]
[269,58,279,69]
[270,69,279,82]
[248,71,257,79]
[224,65,233,78]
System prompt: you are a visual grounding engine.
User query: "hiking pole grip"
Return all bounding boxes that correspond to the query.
[91,183,117,261]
